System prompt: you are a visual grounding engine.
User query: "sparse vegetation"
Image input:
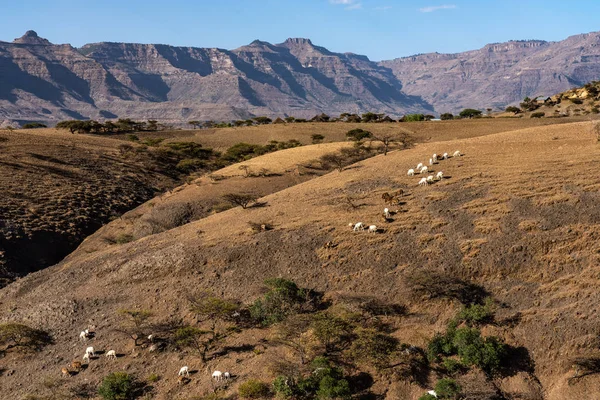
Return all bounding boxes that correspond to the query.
[0,323,52,353]
[98,372,137,400]
[22,123,47,129]
[459,109,483,118]
[311,134,325,144]
[440,113,454,120]
[222,193,258,209]
[530,112,545,118]
[117,309,153,346]
[345,128,372,142]
[250,278,318,326]
[238,379,271,399]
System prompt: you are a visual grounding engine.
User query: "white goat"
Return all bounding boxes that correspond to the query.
[426,175,435,183]
[349,222,365,232]
[79,331,87,342]
[429,158,433,166]
[453,150,461,157]
[82,353,90,364]
[420,166,428,174]
[223,371,231,380]
[212,370,223,381]
[432,153,438,162]
[85,347,95,357]
[368,225,377,233]
[436,171,443,180]
[418,177,428,186]
[106,350,117,360]
[442,152,448,160]
[407,168,415,176]
[428,390,438,398]
[416,162,424,170]
[147,334,154,342]
[178,366,190,377]
[383,208,391,219]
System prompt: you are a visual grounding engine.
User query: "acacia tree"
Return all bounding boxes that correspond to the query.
[117,309,153,346]
[370,131,414,156]
[177,293,240,362]
[188,120,202,129]
[222,193,258,209]
[0,323,52,352]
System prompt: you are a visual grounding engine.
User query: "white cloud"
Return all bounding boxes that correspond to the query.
[419,4,457,12]
[375,5,392,10]
[330,0,362,10]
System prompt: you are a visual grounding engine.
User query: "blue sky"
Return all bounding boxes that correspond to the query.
[1,0,599,61]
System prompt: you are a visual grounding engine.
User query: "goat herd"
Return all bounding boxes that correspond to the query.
[61,328,232,386]
[349,150,462,234]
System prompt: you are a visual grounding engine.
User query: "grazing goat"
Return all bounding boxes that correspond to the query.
[223,371,231,380]
[432,154,438,162]
[82,353,90,364]
[177,375,187,385]
[349,222,365,232]
[106,350,117,360]
[71,361,82,371]
[85,347,95,357]
[61,367,70,378]
[178,366,190,377]
[426,175,435,183]
[407,168,415,176]
[212,370,223,381]
[79,331,87,342]
[436,171,443,180]
[442,152,448,160]
[368,225,377,233]
[383,208,391,219]
[382,191,402,205]
[416,162,424,170]
[453,150,461,157]
[147,334,154,342]
[418,177,428,186]
[420,166,428,174]
[428,390,438,398]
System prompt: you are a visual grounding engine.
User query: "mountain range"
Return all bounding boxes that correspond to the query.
[1,30,600,125]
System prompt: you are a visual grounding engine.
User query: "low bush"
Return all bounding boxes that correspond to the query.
[176,158,205,173]
[115,233,134,245]
[457,298,495,326]
[98,372,136,400]
[311,134,325,144]
[250,278,318,326]
[434,378,462,399]
[345,128,372,141]
[22,123,47,129]
[530,112,545,118]
[238,379,271,399]
[571,98,583,104]
[348,328,399,369]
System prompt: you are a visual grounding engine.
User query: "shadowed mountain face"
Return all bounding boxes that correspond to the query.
[1,31,600,124]
[380,33,600,113]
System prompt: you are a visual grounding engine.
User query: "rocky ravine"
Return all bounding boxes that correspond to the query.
[2,30,600,125]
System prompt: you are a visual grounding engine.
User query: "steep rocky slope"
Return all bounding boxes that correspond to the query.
[0,129,180,284]
[381,33,600,113]
[3,30,600,124]
[1,122,599,399]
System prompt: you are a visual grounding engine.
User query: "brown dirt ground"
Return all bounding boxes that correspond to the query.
[2,120,600,399]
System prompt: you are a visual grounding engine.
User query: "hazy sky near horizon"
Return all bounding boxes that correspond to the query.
[1,0,599,60]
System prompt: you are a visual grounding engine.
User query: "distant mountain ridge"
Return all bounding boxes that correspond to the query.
[1,30,600,124]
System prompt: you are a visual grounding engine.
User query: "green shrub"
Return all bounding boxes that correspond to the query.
[98,372,135,400]
[571,98,583,104]
[459,109,482,118]
[250,278,314,326]
[141,138,164,147]
[238,379,270,399]
[505,106,521,114]
[418,395,437,400]
[457,298,494,326]
[311,134,325,144]
[591,107,599,114]
[440,113,454,120]
[126,134,139,141]
[147,373,160,383]
[176,158,205,173]
[345,128,372,141]
[530,112,545,118]
[435,378,462,399]
[402,113,425,122]
[442,358,464,374]
[22,123,47,129]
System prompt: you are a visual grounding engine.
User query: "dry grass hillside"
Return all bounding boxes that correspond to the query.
[0,129,182,285]
[1,121,600,399]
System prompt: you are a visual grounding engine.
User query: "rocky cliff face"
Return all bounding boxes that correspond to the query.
[1,30,600,123]
[380,33,600,113]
